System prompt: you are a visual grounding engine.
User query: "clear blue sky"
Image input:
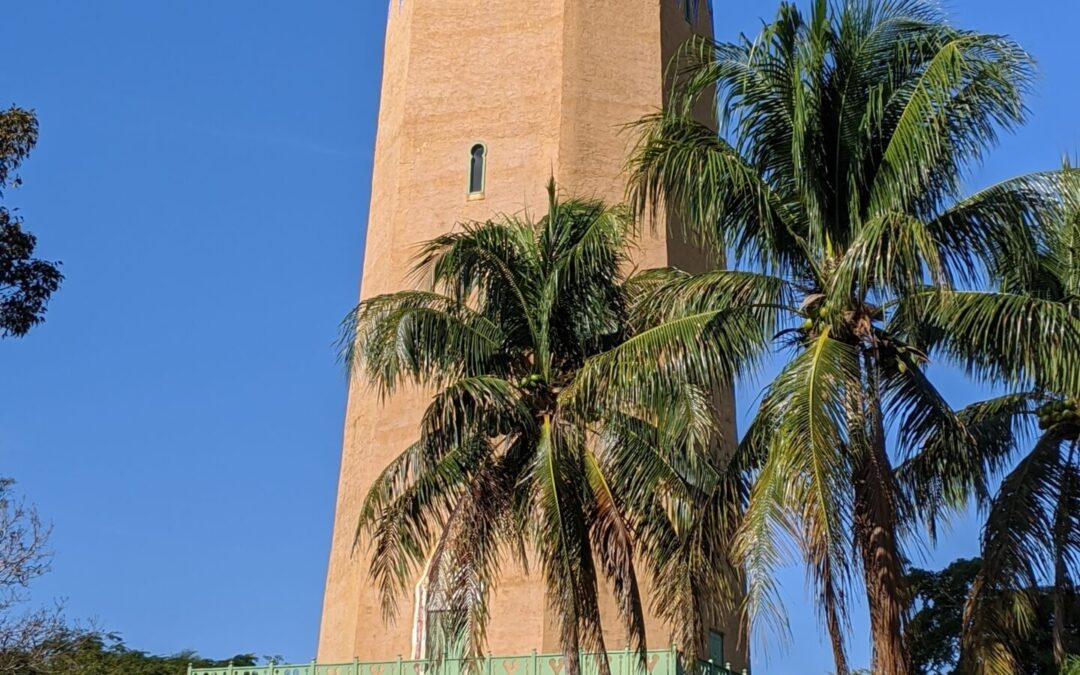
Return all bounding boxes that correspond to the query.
[2,1,1077,673]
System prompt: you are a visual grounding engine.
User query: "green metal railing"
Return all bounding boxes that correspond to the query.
[188,647,745,675]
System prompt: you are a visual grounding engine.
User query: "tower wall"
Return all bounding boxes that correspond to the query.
[319,1,743,668]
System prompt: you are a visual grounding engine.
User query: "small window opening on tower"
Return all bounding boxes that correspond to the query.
[707,630,725,665]
[469,143,486,197]
[683,0,700,23]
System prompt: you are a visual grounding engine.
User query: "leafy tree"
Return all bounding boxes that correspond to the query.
[626,1,1063,673]
[35,634,256,675]
[0,105,62,338]
[905,559,1079,674]
[348,183,743,674]
[0,481,253,674]
[0,478,86,674]
[907,559,983,674]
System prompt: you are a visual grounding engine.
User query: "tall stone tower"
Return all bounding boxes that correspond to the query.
[320,0,744,669]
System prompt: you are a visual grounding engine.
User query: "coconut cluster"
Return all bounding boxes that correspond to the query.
[1036,399,1080,431]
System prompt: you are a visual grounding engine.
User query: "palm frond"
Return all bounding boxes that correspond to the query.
[364,434,493,622]
[1051,448,1080,666]
[737,331,861,648]
[868,30,1035,219]
[627,112,807,275]
[929,172,1063,284]
[419,376,532,454]
[830,210,951,301]
[629,267,792,331]
[583,450,647,663]
[528,417,608,675]
[962,430,1068,673]
[416,219,542,349]
[567,304,771,418]
[897,392,1033,538]
[915,290,1080,396]
[341,291,505,396]
[424,455,518,669]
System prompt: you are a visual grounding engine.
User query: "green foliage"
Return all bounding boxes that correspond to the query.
[349,182,743,675]
[906,558,1080,675]
[915,163,1080,400]
[628,1,1067,674]
[0,106,37,192]
[0,105,62,338]
[907,559,982,674]
[27,633,257,675]
[907,169,1080,674]
[0,481,253,674]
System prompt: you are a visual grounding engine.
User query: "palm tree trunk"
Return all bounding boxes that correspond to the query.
[853,351,911,675]
[823,574,850,675]
[828,389,878,675]
[1052,441,1078,668]
[809,528,850,675]
[1054,551,1068,668]
[853,463,911,675]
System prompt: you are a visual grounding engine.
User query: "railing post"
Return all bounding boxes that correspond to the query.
[353,657,360,675]
[397,655,404,675]
[531,650,538,675]
[311,658,318,675]
[486,652,492,675]
[188,663,194,675]
[268,659,275,675]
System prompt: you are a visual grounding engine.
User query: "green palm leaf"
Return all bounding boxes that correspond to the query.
[914,290,1080,397]
[342,291,505,395]
[349,185,743,675]
[737,331,861,651]
[962,430,1069,674]
[627,2,1063,673]
[897,393,1033,538]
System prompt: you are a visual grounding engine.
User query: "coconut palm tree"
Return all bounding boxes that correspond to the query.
[901,166,1080,673]
[623,1,1064,673]
[347,183,745,675]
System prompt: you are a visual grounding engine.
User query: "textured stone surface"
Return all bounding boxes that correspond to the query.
[318,1,745,669]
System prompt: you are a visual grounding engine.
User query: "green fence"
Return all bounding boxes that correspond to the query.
[188,647,743,675]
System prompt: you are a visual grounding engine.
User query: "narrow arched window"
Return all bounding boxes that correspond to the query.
[469,143,486,196]
[683,0,699,23]
[413,578,466,660]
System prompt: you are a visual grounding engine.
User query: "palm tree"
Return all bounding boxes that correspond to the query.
[347,183,743,675]
[624,1,1062,673]
[903,166,1080,673]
